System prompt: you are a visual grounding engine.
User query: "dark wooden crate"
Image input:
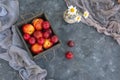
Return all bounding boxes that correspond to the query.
[15,13,61,59]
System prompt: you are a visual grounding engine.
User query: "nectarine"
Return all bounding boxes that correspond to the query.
[65,51,74,59]
[42,21,50,30]
[31,43,43,54]
[37,37,45,45]
[33,31,43,39]
[22,24,35,35]
[28,37,36,45]
[51,35,58,44]
[23,33,30,41]
[32,18,44,30]
[43,39,53,49]
[43,31,50,39]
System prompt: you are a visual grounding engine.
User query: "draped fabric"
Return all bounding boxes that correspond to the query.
[0,0,47,80]
[65,0,120,44]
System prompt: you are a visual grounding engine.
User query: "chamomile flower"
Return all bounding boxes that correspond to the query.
[83,10,89,18]
[68,5,77,15]
[75,15,81,22]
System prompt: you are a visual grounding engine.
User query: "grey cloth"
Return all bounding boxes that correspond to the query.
[0,0,47,80]
[65,0,120,44]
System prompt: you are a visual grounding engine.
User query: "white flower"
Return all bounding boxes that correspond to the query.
[75,15,81,22]
[68,5,77,15]
[83,10,89,18]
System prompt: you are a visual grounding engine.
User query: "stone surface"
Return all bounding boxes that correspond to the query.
[0,0,120,80]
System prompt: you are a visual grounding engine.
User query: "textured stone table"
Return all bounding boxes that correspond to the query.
[0,0,120,80]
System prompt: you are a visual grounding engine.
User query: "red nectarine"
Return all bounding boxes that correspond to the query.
[42,21,50,30]
[33,31,43,39]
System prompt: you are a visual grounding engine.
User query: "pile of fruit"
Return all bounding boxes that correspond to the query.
[22,18,59,55]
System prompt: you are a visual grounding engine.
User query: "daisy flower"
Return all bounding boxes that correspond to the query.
[83,10,89,18]
[68,5,77,15]
[75,15,81,22]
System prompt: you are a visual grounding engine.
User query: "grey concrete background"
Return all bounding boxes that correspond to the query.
[0,0,120,80]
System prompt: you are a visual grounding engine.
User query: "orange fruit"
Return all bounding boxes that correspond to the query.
[43,39,53,49]
[31,43,43,54]
[32,18,44,30]
[22,24,35,35]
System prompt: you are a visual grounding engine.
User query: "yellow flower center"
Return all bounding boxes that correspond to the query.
[76,16,81,22]
[70,8,75,13]
[77,17,80,20]
[83,11,89,18]
[84,13,88,16]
